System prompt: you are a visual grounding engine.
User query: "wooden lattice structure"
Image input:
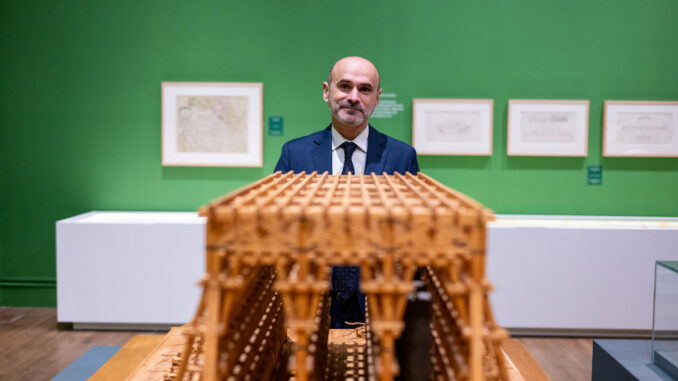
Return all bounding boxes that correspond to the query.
[168,171,509,381]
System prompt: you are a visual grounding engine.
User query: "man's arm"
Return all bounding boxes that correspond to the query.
[408,147,420,174]
[274,143,290,173]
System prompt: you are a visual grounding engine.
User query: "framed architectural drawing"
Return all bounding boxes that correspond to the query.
[603,101,678,157]
[412,99,493,155]
[162,82,263,167]
[507,100,589,156]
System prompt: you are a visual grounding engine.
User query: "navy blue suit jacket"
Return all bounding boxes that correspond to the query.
[274,125,419,175]
[274,125,419,326]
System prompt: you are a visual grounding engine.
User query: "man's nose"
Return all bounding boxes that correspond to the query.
[347,88,360,103]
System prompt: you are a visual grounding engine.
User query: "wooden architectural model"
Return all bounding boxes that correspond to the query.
[163,171,508,381]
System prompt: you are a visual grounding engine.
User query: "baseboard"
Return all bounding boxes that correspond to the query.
[71,322,174,331]
[509,327,652,338]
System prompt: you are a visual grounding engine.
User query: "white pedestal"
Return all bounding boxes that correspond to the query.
[487,215,678,334]
[56,211,206,328]
[56,211,678,333]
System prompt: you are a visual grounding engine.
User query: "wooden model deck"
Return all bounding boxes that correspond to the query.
[150,171,509,381]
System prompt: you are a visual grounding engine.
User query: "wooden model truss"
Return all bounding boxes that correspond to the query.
[168,171,509,381]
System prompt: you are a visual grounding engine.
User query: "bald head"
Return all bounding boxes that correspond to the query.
[328,56,381,90]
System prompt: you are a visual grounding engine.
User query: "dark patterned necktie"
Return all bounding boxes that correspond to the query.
[334,141,359,302]
[341,141,357,175]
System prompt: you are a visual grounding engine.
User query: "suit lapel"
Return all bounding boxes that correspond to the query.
[312,126,333,174]
[365,125,386,174]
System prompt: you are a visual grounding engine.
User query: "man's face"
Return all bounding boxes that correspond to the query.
[323,58,381,129]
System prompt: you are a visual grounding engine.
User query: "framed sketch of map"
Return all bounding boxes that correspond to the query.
[603,101,678,157]
[507,100,589,156]
[162,82,263,166]
[412,99,493,155]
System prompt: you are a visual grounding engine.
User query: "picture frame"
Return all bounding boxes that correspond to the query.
[161,82,263,167]
[412,99,493,155]
[507,100,589,157]
[603,101,678,157]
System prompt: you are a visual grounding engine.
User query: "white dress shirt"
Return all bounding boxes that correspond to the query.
[331,125,369,175]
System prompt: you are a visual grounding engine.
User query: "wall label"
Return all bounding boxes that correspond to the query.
[372,93,404,119]
[588,165,602,185]
[269,116,283,136]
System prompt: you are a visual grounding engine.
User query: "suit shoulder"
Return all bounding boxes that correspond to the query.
[282,129,328,148]
[370,125,415,153]
[384,135,416,153]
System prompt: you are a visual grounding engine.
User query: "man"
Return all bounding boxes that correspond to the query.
[274,56,419,328]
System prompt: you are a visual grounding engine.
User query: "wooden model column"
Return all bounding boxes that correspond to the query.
[269,172,331,381]
[361,174,415,381]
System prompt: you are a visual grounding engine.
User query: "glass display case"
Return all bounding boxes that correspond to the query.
[652,261,678,379]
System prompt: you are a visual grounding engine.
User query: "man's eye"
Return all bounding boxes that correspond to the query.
[339,84,351,90]
[359,87,371,92]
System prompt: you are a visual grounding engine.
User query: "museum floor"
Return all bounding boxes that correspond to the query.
[0,307,593,381]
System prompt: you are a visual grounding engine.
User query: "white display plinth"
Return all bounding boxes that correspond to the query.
[56,211,206,328]
[56,212,678,333]
[487,215,678,335]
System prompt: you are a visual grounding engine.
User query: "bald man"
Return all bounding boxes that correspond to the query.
[274,56,419,328]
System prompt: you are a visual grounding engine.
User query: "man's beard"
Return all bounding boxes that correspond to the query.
[333,101,369,126]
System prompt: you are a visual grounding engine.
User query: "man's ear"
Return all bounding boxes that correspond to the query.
[322,82,330,103]
[376,87,382,103]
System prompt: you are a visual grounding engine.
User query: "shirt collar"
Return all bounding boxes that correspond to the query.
[331,125,369,153]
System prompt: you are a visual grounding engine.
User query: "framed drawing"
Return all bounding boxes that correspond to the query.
[507,100,589,156]
[162,82,263,167]
[412,99,493,155]
[603,101,678,157]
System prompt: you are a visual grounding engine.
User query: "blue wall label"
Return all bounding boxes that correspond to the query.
[269,116,283,136]
[588,165,602,185]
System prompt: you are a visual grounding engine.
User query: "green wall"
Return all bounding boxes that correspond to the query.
[1,0,677,306]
